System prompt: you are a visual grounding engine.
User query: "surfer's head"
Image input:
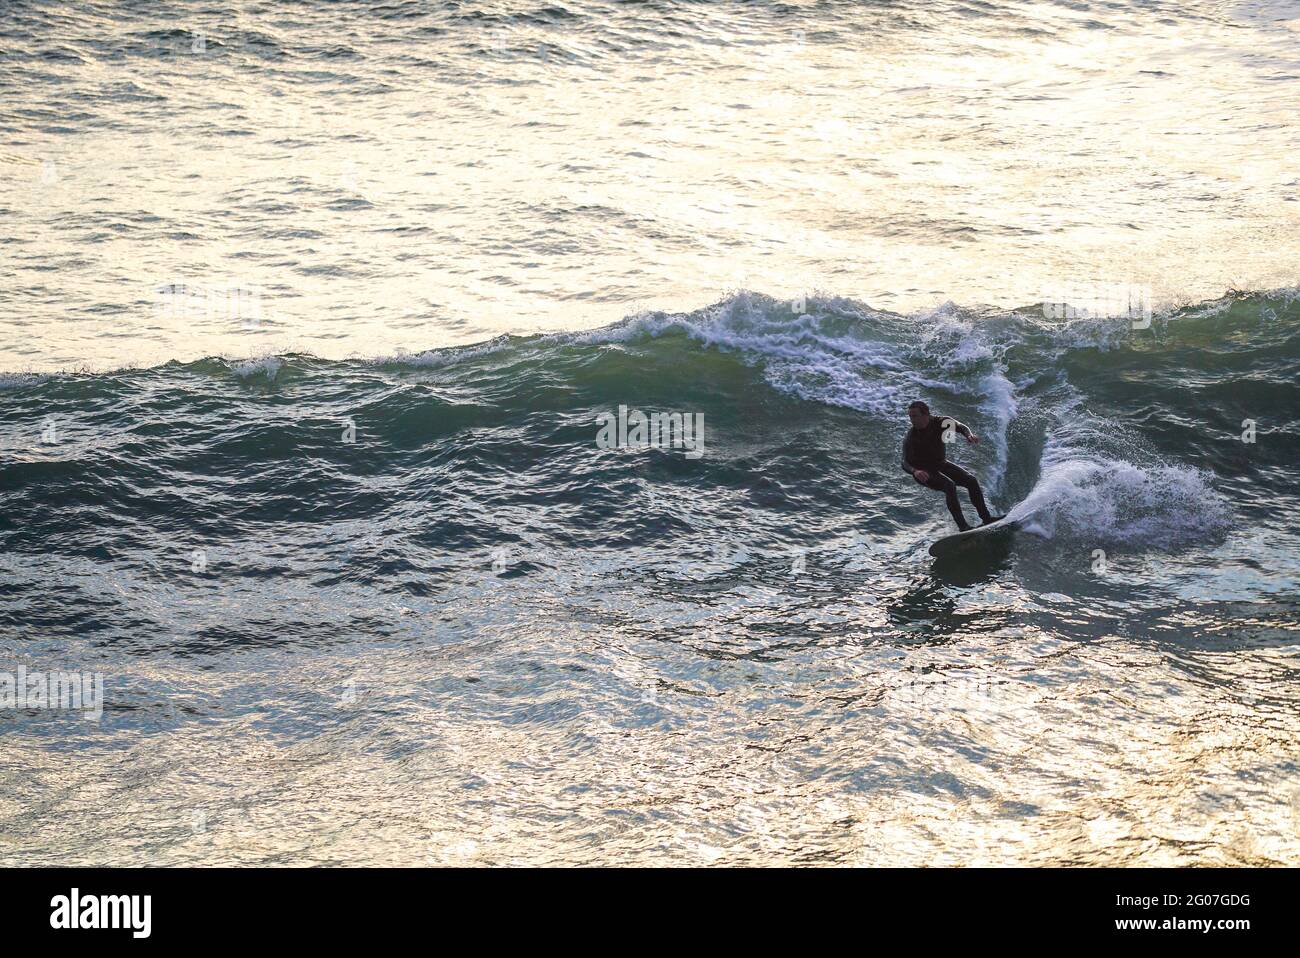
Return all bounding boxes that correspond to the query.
[907,400,930,428]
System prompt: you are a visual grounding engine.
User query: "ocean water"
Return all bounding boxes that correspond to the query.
[2,0,1299,866]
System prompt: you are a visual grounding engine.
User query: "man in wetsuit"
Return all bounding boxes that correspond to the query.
[902,400,1001,532]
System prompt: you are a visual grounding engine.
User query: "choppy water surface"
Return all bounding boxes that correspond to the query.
[2,0,1299,865]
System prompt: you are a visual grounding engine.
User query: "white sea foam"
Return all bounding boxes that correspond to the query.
[0,372,48,390]
[377,336,517,369]
[978,369,1018,493]
[554,292,1001,417]
[230,355,284,380]
[1009,444,1230,549]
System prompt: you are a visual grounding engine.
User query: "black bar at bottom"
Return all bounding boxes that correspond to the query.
[0,867,1282,944]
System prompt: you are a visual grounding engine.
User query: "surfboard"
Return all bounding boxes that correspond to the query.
[928,515,1019,558]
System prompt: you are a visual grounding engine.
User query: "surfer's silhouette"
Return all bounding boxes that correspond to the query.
[902,400,1002,532]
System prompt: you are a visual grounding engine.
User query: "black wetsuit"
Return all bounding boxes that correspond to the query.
[901,416,992,531]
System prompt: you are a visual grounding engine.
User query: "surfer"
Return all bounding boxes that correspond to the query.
[902,400,1000,532]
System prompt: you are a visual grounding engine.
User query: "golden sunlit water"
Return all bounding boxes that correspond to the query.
[3,0,1298,371]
